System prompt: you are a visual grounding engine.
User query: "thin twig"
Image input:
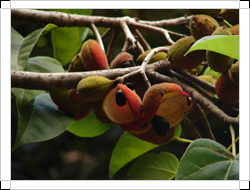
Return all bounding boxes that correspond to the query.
[131,28,151,51]
[172,68,216,94]
[139,16,192,28]
[118,47,169,89]
[106,28,121,62]
[193,101,215,140]
[90,23,105,52]
[139,47,169,88]
[180,117,202,139]
[120,18,144,54]
[101,28,113,40]
[129,21,175,45]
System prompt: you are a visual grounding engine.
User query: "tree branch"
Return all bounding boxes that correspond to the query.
[192,101,215,140]
[90,23,105,52]
[11,9,191,29]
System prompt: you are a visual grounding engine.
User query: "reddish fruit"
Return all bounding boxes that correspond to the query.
[102,84,143,126]
[110,52,135,69]
[215,70,239,104]
[81,39,108,71]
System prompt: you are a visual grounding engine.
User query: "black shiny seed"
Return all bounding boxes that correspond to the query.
[121,62,132,68]
[151,115,170,137]
[116,90,126,106]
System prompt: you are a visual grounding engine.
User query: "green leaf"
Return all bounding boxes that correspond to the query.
[15,24,57,71]
[125,152,179,180]
[11,56,64,113]
[109,132,158,179]
[11,27,23,70]
[203,66,221,80]
[50,9,92,65]
[12,93,73,151]
[185,35,239,60]
[175,139,239,180]
[67,112,113,137]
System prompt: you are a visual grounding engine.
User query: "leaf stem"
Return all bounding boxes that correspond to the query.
[223,19,232,27]
[227,136,239,152]
[229,125,236,156]
[174,137,193,144]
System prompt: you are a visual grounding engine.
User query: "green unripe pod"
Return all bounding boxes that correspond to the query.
[76,76,118,102]
[68,53,87,72]
[189,14,220,41]
[167,36,206,69]
[231,61,239,86]
[207,26,234,73]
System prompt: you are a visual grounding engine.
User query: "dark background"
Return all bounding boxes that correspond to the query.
[11,9,238,180]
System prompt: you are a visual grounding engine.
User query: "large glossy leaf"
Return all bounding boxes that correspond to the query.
[175,139,239,180]
[185,35,239,60]
[11,56,64,113]
[12,93,73,151]
[13,24,57,71]
[50,9,92,65]
[124,152,179,180]
[109,124,182,179]
[67,112,113,137]
[11,27,23,69]
[109,132,158,179]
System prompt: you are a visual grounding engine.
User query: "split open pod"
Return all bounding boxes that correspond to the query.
[142,83,194,137]
[102,84,143,130]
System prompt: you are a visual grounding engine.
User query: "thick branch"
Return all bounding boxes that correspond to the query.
[11,9,191,29]
[11,67,139,90]
[11,61,168,90]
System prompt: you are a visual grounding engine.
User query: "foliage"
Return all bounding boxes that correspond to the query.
[11,9,239,180]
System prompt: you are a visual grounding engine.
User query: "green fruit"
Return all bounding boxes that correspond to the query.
[68,53,86,72]
[136,46,170,65]
[215,70,239,104]
[81,39,108,71]
[207,26,234,73]
[231,61,239,86]
[168,36,206,69]
[194,64,203,75]
[188,9,221,17]
[110,52,135,68]
[189,14,220,41]
[198,75,217,85]
[76,76,117,102]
